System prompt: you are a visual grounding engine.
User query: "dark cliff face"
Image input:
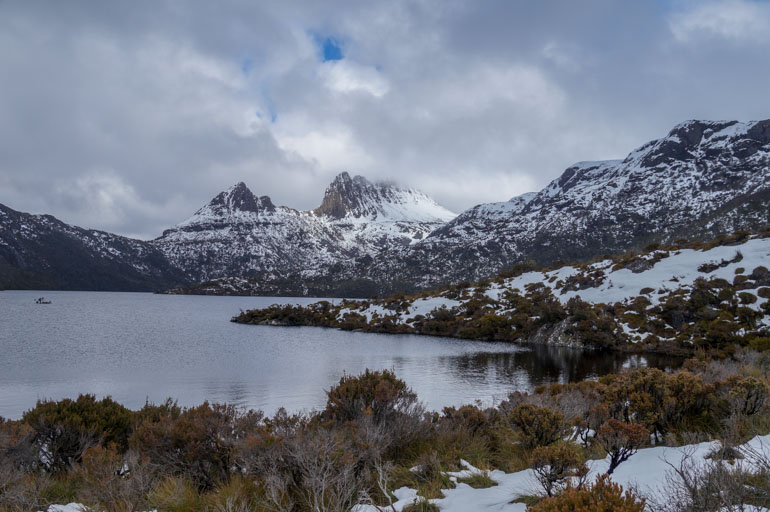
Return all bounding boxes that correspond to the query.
[209,182,260,214]
[313,172,358,219]
[0,204,187,291]
[313,172,401,219]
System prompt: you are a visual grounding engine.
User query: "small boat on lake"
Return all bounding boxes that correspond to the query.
[34,297,52,304]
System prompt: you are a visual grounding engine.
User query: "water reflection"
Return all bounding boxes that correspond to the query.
[437,347,681,392]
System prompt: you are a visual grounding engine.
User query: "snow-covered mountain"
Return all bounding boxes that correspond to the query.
[153,172,455,283]
[2,119,768,295]
[375,119,770,288]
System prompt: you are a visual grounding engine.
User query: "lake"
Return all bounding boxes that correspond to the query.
[0,290,681,419]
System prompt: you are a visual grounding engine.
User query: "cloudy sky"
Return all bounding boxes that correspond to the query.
[1,0,769,239]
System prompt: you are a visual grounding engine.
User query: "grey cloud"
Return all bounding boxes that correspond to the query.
[0,0,769,239]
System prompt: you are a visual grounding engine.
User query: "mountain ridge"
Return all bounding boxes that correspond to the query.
[1,119,768,295]
[366,119,770,289]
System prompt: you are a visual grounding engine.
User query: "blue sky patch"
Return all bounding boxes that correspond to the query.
[318,36,343,61]
[240,57,253,75]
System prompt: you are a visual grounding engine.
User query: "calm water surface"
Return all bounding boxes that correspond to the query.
[0,290,681,419]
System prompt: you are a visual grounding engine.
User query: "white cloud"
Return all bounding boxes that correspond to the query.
[276,125,374,171]
[669,0,770,43]
[319,60,389,97]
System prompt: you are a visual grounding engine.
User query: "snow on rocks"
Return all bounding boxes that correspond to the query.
[498,236,770,306]
[153,173,456,283]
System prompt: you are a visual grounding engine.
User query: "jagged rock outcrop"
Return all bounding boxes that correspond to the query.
[152,174,455,283]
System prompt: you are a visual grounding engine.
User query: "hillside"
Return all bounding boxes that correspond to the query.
[234,229,770,353]
[364,119,770,288]
[0,204,186,291]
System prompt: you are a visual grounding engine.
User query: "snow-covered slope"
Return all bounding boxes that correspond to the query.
[382,120,770,287]
[244,232,770,347]
[153,173,456,283]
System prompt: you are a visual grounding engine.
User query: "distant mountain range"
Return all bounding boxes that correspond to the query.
[1,119,768,295]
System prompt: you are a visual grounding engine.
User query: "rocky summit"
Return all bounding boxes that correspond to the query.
[1,119,768,296]
[153,173,456,286]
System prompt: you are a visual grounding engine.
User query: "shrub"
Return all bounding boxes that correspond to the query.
[148,476,204,512]
[529,442,588,497]
[322,369,419,424]
[403,501,440,512]
[456,471,497,489]
[76,446,156,510]
[527,474,646,512]
[726,376,768,415]
[595,419,649,475]
[600,368,717,441]
[22,395,134,472]
[130,403,239,489]
[509,404,566,449]
[441,405,488,434]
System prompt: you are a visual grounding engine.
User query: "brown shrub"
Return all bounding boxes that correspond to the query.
[130,402,239,489]
[527,474,646,512]
[322,369,419,424]
[529,442,588,497]
[509,404,566,449]
[596,419,649,475]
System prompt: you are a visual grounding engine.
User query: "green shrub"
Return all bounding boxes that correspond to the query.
[403,500,440,512]
[456,471,498,489]
[726,376,768,416]
[23,394,134,472]
[148,476,204,512]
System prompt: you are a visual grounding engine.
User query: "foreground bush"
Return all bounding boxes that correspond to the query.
[527,474,646,512]
[22,395,134,472]
[529,442,588,497]
[131,403,248,490]
[322,369,420,424]
[0,358,767,511]
[508,404,566,448]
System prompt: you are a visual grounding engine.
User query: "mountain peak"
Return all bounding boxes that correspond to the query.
[209,182,260,214]
[617,119,770,169]
[314,173,455,222]
[173,182,277,228]
[314,173,373,219]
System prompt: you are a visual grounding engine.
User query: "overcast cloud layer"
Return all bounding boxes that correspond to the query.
[1,0,769,239]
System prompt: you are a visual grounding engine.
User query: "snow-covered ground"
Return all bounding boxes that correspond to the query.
[493,236,769,306]
[337,235,770,337]
[353,434,770,512]
[43,433,770,512]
